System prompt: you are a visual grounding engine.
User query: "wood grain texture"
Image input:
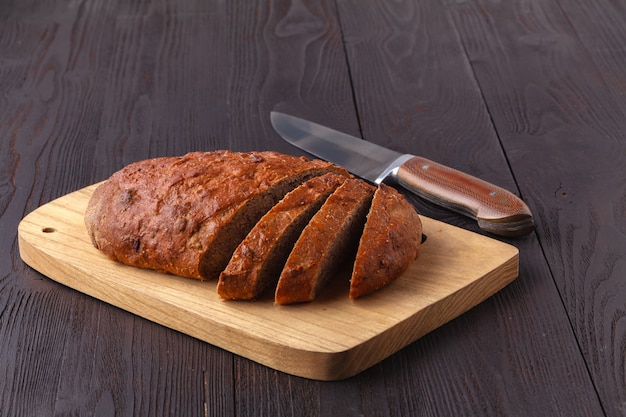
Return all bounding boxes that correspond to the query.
[447,0,626,414]
[18,183,518,381]
[225,0,360,153]
[335,0,608,415]
[0,1,235,416]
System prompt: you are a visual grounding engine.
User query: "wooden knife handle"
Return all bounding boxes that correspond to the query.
[395,156,534,236]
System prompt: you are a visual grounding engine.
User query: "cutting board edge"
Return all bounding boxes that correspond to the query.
[18,225,519,380]
[17,230,380,380]
[329,249,519,380]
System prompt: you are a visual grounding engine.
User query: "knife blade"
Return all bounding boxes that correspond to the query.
[270,111,534,237]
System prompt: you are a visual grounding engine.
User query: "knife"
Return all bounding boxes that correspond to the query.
[270,111,534,237]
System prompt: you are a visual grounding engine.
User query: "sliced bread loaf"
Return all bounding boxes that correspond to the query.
[217,173,349,300]
[274,179,375,305]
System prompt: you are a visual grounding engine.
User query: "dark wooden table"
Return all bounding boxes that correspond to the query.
[2,0,624,415]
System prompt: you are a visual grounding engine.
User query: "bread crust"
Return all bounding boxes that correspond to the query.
[275,179,375,305]
[349,184,422,299]
[218,173,348,300]
[84,151,347,279]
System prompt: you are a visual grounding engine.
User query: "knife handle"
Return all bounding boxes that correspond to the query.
[394,156,534,236]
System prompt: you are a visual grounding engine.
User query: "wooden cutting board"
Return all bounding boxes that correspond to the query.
[18,184,519,380]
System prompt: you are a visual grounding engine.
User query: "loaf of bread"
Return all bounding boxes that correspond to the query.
[85,150,422,302]
[85,151,347,280]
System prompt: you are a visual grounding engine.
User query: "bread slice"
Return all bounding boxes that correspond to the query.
[217,173,348,300]
[274,179,375,305]
[84,151,348,280]
[349,184,422,299]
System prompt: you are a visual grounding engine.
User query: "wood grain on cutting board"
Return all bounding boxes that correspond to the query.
[18,184,518,380]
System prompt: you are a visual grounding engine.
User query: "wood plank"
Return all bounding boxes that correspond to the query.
[18,183,518,381]
[224,0,361,152]
[0,1,237,415]
[334,0,606,415]
[446,0,626,415]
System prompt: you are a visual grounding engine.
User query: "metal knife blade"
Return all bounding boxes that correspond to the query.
[270,111,534,237]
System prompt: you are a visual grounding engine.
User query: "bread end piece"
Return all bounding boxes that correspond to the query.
[349,184,422,299]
